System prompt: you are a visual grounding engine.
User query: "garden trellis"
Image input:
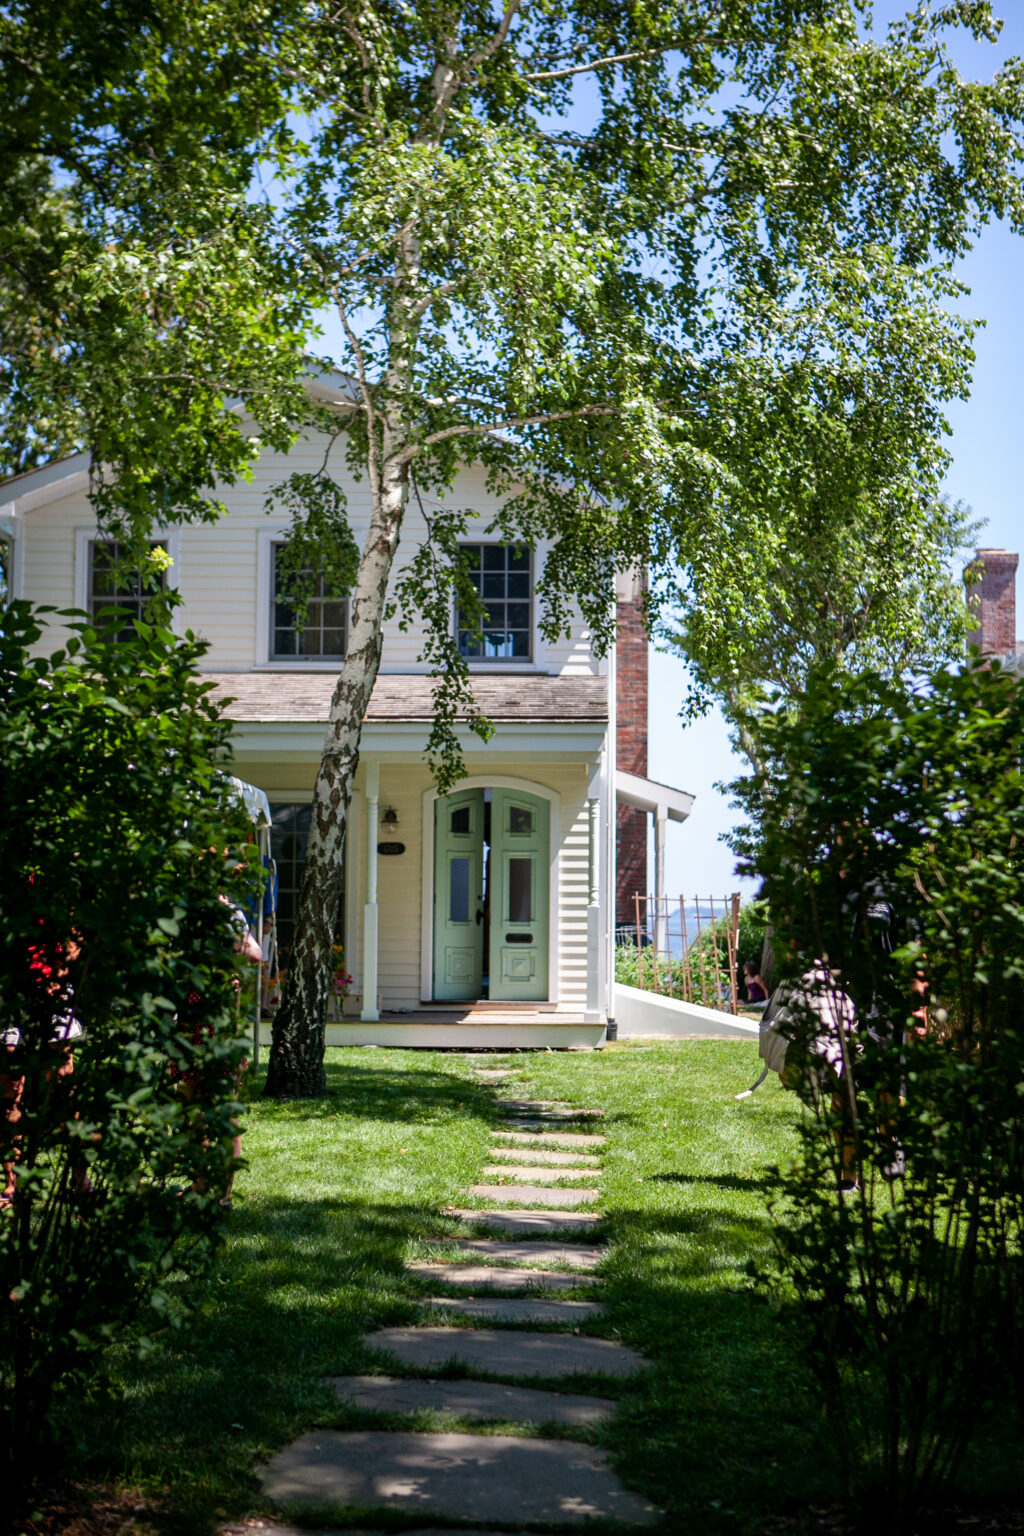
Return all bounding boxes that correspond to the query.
[620,893,742,1015]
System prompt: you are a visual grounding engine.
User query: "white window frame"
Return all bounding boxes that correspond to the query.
[74,527,181,631]
[256,527,350,670]
[453,538,548,673]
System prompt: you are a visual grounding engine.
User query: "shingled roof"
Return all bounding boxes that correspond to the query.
[203,671,608,723]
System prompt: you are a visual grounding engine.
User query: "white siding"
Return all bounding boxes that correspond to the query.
[16,430,600,676]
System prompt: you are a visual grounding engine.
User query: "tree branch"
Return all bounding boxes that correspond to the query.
[395,402,623,463]
[525,47,671,81]
[408,277,464,319]
[470,0,521,66]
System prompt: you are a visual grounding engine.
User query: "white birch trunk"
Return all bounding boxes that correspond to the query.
[263,462,408,1096]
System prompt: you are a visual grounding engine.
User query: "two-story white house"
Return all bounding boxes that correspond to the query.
[0,377,693,1049]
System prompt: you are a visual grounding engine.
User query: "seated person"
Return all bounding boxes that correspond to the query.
[743,960,769,1008]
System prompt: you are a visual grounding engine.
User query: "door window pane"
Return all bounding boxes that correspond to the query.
[509,805,533,835]
[508,858,532,923]
[450,805,471,835]
[450,857,471,923]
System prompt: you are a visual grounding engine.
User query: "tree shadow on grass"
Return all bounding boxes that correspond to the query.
[594,1202,834,1533]
[251,1057,498,1127]
[649,1170,780,1195]
[69,1192,463,1536]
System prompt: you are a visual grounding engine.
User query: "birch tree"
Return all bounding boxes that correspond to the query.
[6,2,1024,1096]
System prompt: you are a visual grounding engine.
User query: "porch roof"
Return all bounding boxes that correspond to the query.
[615,769,694,821]
[204,670,608,724]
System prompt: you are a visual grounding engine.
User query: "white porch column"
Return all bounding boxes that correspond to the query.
[585,776,602,1023]
[361,759,380,1022]
[654,803,668,955]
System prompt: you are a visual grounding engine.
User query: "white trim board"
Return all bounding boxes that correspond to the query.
[256,1021,607,1050]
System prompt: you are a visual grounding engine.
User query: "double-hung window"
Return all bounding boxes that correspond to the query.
[456,544,532,661]
[270,542,347,661]
[89,539,167,638]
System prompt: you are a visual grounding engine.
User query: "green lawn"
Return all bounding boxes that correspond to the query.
[64,1040,1021,1534]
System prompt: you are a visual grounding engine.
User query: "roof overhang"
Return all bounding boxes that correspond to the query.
[0,452,90,515]
[615,769,694,821]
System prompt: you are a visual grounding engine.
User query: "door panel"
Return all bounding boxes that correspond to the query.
[433,789,485,1000]
[489,789,549,1001]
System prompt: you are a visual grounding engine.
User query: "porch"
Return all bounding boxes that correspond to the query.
[256,1002,607,1051]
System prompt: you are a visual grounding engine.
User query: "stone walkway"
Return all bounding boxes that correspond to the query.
[259,1060,661,1531]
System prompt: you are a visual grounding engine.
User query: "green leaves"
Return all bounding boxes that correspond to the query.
[267,470,360,629]
[733,658,1024,1517]
[0,600,260,1493]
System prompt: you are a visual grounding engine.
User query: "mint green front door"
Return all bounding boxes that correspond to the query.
[432,786,550,1002]
[488,788,549,1002]
[433,789,485,1000]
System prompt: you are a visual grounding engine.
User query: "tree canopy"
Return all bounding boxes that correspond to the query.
[5,0,1024,1091]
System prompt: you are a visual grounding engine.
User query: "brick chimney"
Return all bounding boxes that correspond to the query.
[615,569,648,926]
[965,548,1019,658]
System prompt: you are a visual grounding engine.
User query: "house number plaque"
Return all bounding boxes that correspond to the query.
[377,841,405,855]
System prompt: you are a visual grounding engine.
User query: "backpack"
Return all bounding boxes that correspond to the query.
[759,967,857,1083]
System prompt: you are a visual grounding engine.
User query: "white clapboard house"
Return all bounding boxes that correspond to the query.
[0,376,694,1048]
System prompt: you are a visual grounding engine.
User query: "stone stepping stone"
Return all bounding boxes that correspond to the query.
[364,1326,647,1379]
[451,1207,602,1235]
[495,1099,604,1117]
[471,1069,520,1081]
[492,1129,607,1147]
[441,1239,605,1269]
[329,1373,614,1425]
[230,1527,538,1536]
[502,1119,609,1136]
[424,1295,605,1323]
[406,1262,596,1291]
[490,1147,602,1166]
[260,1430,659,1526]
[469,1184,600,1208]
[483,1164,602,1184]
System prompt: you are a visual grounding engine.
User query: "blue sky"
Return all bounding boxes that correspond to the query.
[655,5,1024,903]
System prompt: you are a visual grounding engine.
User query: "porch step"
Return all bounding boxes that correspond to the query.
[259,1020,606,1051]
[413,1001,561,1015]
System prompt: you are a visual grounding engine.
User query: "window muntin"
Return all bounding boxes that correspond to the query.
[269,802,345,952]
[456,544,532,661]
[89,540,166,638]
[271,543,347,661]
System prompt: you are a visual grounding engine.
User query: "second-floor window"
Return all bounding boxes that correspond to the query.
[271,543,347,661]
[456,543,532,661]
[89,539,166,638]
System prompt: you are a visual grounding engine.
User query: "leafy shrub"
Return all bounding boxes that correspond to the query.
[0,601,257,1502]
[732,661,1024,1530]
